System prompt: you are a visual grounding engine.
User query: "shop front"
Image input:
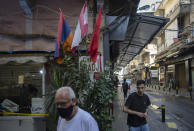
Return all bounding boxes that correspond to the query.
[175,62,187,89]
[150,66,159,86]
[191,59,194,90]
[167,65,175,89]
[0,53,50,131]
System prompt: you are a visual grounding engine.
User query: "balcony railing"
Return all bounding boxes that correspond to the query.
[178,25,194,44]
[179,25,192,37]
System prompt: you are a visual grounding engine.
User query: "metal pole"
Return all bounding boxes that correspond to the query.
[189,86,192,100]
[42,64,46,98]
[176,86,178,95]
[93,0,97,28]
[161,105,165,122]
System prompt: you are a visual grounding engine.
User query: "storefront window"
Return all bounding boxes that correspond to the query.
[0,62,43,113]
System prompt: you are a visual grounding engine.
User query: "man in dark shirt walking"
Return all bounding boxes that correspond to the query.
[122,78,128,100]
[124,80,151,131]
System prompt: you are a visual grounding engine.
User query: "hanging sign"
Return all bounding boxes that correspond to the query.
[79,55,103,72]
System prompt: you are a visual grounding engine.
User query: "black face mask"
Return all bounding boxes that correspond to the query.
[57,105,74,119]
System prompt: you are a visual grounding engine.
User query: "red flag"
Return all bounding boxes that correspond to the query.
[88,7,102,63]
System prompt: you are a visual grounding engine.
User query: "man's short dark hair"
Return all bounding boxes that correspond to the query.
[136,80,145,86]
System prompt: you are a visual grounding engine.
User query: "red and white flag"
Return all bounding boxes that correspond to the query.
[71,2,88,52]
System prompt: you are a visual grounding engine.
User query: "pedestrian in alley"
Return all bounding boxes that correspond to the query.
[122,78,128,100]
[114,75,119,88]
[55,86,99,131]
[128,83,131,94]
[123,80,151,131]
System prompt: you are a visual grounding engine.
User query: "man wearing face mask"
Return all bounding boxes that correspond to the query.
[123,80,151,131]
[55,86,99,131]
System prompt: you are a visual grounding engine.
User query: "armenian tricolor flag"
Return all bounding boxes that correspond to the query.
[54,9,73,64]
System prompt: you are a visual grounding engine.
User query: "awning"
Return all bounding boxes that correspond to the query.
[0,56,48,65]
[117,14,169,67]
[0,51,53,64]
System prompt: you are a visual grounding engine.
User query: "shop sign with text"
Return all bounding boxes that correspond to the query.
[79,56,103,72]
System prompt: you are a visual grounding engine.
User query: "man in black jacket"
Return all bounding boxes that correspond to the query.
[124,80,151,131]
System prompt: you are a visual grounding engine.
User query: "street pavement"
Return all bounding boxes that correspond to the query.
[149,85,193,99]
[112,84,194,131]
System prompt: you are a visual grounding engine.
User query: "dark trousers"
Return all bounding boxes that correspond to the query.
[124,90,128,99]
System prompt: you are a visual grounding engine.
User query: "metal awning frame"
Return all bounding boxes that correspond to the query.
[120,20,140,64]
[118,14,169,65]
[120,42,145,48]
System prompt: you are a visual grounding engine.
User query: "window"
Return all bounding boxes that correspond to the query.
[0,63,43,113]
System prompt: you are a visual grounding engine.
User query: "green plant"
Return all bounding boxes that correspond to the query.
[45,55,90,118]
[82,70,117,131]
[45,55,117,131]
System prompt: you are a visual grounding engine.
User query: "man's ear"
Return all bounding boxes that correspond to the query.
[72,98,77,106]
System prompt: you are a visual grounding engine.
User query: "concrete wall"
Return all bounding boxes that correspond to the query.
[157,35,162,52]
[164,0,179,17]
[157,33,165,52]
[190,0,194,23]
[0,0,94,51]
[0,116,46,131]
[155,0,180,51]
[184,13,191,26]
[165,19,178,47]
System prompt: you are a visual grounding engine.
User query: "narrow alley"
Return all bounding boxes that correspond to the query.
[112,85,194,131]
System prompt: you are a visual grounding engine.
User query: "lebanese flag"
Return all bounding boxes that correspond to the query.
[71,2,88,53]
[88,7,102,63]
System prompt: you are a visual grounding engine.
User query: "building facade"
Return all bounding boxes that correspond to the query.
[155,0,194,91]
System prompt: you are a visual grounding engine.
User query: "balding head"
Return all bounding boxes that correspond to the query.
[55,86,77,108]
[55,87,78,120]
[56,86,76,99]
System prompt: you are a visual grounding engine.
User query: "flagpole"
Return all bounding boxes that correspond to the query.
[93,0,97,28]
[99,53,102,72]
